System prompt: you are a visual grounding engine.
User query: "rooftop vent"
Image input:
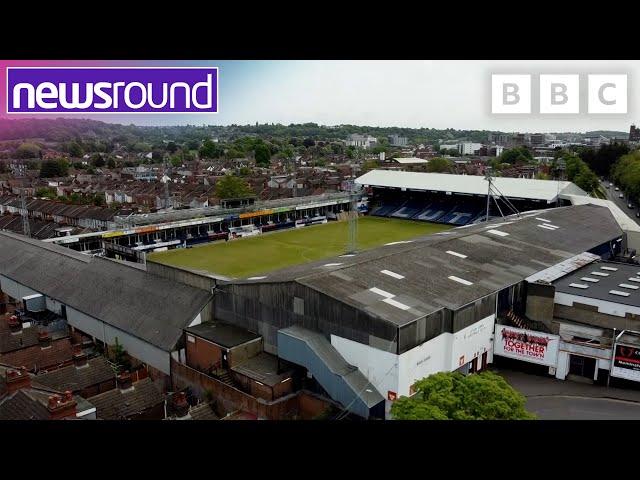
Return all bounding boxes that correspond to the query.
[609,290,630,297]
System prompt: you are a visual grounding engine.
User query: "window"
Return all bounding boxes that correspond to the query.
[293,297,304,315]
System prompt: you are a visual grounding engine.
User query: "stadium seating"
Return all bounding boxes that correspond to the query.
[413,202,452,222]
[391,200,425,219]
[370,200,404,217]
[440,204,483,225]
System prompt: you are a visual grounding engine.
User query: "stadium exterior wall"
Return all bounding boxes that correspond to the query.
[214,281,397,355]
[331,313,495,417]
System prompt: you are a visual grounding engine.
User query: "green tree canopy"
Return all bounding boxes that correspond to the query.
[40,159,69,178]
[499,146,533,165]
[15,142,41,159]
[254,143,272,167]
[67,141,83,158]
[391,371,535,420]
[426,157,451,173]
[215,174,254,199]
[199,139,223,159]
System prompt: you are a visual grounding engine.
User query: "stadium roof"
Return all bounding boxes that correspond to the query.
[0,232,212,351]
[356,170,587,202]
[390,157,429,164]
[231,205,622,326]
[561,194,640,233]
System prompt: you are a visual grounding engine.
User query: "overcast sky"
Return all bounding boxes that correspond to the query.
[3,60,638,132]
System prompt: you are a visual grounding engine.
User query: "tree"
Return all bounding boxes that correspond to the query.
[15,142,41,159]
[254,143,272,167]
[361,160,379,173]
[303,138,315,148]
[91,153,105,167]
[107,157,116,169]
[426,157,451,173]
[111,337,131,373]
[170,155,182,167]
[199,139,223,159]
[67,141,83,158]
[35,187,56,199]
[167,141,178,154]
[500,146,533,165]
[40,159,69,178]
[390,371,535,420]
[215,174,254,199]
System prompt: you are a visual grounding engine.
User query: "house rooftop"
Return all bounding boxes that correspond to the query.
[89,377,164,420]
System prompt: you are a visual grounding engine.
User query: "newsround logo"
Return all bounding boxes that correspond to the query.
[5,67,218,114]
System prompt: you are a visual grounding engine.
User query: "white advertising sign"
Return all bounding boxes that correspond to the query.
[493,324,559,367]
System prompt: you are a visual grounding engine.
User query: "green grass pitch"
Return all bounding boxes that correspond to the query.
[149,217,453,278]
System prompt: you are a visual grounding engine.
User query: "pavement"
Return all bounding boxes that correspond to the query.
[496,367,640,402]
[494,367,640,419]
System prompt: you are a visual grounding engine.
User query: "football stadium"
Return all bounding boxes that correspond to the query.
[148,216,451,278]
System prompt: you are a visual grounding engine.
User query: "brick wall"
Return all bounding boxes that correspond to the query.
[186,335,223,372]
[171,358,318,420]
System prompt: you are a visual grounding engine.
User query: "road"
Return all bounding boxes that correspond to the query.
[601,179,640,226]
[527,396,640,420]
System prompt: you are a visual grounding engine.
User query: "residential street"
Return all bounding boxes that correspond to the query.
[601,179,640,227]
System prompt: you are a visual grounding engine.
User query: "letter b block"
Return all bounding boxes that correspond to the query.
[540,74,579,114]
[492,75,531,113]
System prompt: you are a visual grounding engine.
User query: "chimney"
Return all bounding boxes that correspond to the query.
[117,371,133,391]
[73,346,89,369]
[46,392,77,420]
[7,315,21,334]
[5,367,31,393]
[38,331,51,348]
[173,391,190,418]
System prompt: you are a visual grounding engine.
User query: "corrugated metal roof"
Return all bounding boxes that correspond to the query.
[356,169,587,201]
[232,204,622,327]
[0,231,213,351]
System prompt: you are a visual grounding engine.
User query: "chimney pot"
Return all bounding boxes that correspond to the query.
[48,395,60,409]
[117,371,133,390]
[38,331,51,348]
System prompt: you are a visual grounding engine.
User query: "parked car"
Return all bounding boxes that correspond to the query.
[606,184,610,188]
[615,187,620,191]
[636,211,640,218]
[629,203,634,209]
[620,193,625,198]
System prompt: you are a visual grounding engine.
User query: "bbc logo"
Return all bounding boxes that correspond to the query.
[491,74,628,114]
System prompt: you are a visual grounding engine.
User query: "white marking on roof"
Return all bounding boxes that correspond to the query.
[339,254,356,257]
[369,287,395,298]
[535,218,552,222]
[610,290,631,297]
[619,283,639,290]
[448,275,473,286]
[383,298,411,310]
[247,276,267,280]
[542,223,559,229]
[591,272,609,277]
[538,224,557,231]
[446,250,468,259]
[323,263,343,267]
[569,283,589,289]
[381,269,405,279]
[384,240,414,246]
[629,277,640,283]
[581,277,599,283]
[601,266,618,271]
[487,229,509,237]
